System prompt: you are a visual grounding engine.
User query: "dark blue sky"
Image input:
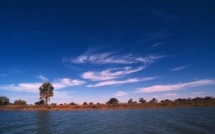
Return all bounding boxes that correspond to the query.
[0,0,215,104]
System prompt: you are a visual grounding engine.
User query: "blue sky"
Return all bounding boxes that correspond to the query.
[0,0,215,104]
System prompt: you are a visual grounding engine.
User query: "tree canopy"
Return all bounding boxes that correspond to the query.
[0,96,10,105]
[139,98,147,104]
[39,82,54,105]
[14,99,27,105]
[128,98,133,104]
[106,98,119,104]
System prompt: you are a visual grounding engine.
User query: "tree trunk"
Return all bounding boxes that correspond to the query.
[45,97,48,105]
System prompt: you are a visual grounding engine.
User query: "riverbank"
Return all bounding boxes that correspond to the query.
[1,102,215,111]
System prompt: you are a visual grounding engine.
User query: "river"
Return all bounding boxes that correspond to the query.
[0,107,215,134]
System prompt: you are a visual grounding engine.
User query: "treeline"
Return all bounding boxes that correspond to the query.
[1,96,215,107]
[0,96,27,105]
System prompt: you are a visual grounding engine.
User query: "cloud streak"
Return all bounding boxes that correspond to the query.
[87,77,157,87]
[64,52,164,65]
[113,91,128,97]
[172,65,190,71]
[38,75,48,81]
[82,66,144,81]
[164,93,177,96]
[136,79,215,93]
[0,78,85,93]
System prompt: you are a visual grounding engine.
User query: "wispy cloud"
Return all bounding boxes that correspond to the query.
[172,65,191,71]
[82,66,144,81]
[0,83,42,93]
[164,93,177,96]
[53,78,85,89]
[37,75,48,81]
[113,91,128,97]
[87,77,157,87]
[136,79,215,93]
[64,52,164,65]
[151,42,161,48]
[0,78,85,93]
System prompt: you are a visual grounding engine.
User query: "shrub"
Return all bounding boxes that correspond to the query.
[0,96,10,105]
[106,98,119,104]
[14,99,27,105]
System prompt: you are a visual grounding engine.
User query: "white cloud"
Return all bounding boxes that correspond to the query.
[87,77,157,87]
[113,91,128,97]
[0,78,85,93]
[165,93,177,96]
[0,83,41,93]
[38,75,48,81]
[172,65,190,71]
[53,78,85,89]
[136,79,215,93]
[82,66,144,81]
[64,52,164,65]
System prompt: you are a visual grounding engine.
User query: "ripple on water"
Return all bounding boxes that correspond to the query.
[0,107,215,134]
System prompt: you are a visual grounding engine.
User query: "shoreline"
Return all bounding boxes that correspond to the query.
[1,103,215,111]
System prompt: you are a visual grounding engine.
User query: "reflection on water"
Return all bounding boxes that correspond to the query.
[36,111,51,134]
[0,107,215,134]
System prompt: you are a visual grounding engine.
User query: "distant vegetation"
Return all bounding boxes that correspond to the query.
[14,99,27,105]
[106,98,119,104]
[1,82,215,110]
[0,96,10,105]
[0,96,215,110]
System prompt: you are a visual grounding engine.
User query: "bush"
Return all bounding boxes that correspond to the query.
[106,98,119,104]
[0,96,10,105]
[70,102,76,105]
[35,100,44,105]
[83,102,88,105]
[14,99,27,105]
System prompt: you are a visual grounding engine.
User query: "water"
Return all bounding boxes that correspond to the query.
[0,107,215,134]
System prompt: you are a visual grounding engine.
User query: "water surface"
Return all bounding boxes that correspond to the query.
[0,107,215,134]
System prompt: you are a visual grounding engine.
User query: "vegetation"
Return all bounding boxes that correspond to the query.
[149,98,158,103]
[14,99,27,105]
[39,82,54,105]
[106,98,119,104]
[69,102,76,105]
[35,100,44,105]
[139,98,146,104]
[0,96,10,105]
[1,95,215,110]
[128,98,133,104]
[83,102,88,105]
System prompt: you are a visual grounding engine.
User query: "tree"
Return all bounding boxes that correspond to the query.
[149,98,158,103]
[106,98,119,104]
[14,99,27,105]
[39,82,54,105]
[139,98,146,104]
[70,102,76,105]
[89,102,94,105]
[128,98,133,104]
[161,99,172,103]
[0,96,10,105]
[83,102,88,105]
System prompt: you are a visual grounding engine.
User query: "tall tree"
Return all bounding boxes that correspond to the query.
[39,82,54,105]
